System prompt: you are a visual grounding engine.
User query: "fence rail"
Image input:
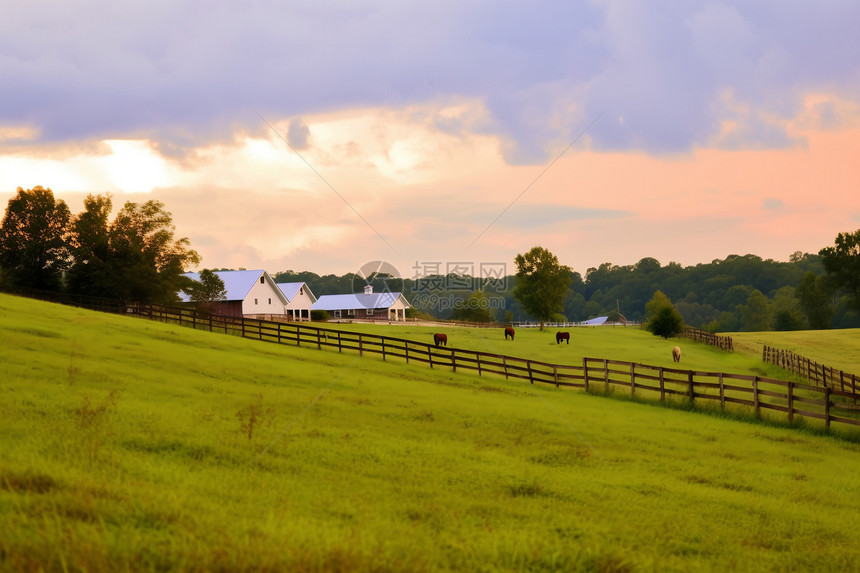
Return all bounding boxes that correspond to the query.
[126,303,859,431]
[763,345,859,396]
[682,326,733,351]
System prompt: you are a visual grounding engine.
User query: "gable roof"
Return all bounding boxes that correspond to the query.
[180,270,288,304]
[311,292,409,311]
[277,282,317,303]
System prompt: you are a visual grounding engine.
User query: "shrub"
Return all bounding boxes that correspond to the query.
[310,309,329,321]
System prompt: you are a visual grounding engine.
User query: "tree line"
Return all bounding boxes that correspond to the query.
[274,238,860,332]
[0,186,200,303]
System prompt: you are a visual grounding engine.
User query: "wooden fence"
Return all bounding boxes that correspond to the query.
[682,326,733,351]
[128,304,860,431]
[763,345,859,396]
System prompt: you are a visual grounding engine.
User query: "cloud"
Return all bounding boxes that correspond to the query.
[3,1,860,164]
[287,118,311,150]
[762,197,784,210]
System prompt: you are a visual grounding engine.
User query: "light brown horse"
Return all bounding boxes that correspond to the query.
[672,346,681,362]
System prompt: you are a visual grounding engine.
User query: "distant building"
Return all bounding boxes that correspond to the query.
[311,285,410,321]
[180,270,288,317]
[277,282,317,322]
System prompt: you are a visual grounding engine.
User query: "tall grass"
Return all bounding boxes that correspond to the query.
[2,294,860,572]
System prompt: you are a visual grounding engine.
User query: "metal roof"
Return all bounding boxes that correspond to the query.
[311,292,408,311]
[276,282,317,303]
[581,316,609,325]
[180,270,287,304]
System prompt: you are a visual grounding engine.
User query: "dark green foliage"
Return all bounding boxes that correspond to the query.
[0,186,71,290]
[513,246,571,330]
[644,290,685,338]
[819,228,860,311]
[451,291,495,323]
[310,309,329,321]
[66,194,113,297]
[796,272,833,329]
[185,269,227,303]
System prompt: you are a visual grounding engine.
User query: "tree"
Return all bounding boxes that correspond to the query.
[795,272,833,329]
[644,290,685,338]
[741,289,771,331]
[67,193,114,297]
[819,229,860,311]
[185,269,227,303]
[513,247,571,330]
[451,290,495,323]
[0,186,71,290]
[108,200,200,303]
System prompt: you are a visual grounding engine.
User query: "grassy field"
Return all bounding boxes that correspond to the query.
[297,321,843,383]
[729,329,860,374]
[2,294,860,572]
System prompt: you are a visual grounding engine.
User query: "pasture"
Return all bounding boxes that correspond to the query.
[2,294,860,572]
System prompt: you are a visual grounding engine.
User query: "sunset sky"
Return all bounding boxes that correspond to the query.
[2,1,859,279]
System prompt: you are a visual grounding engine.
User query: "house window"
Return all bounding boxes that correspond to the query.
[260,277,264,284]
[367,309,374,316]
[254,298,258,305]
[299,287,303,295]
[347,309,355,316]
[334,310,341,318]
[268,298,272,305]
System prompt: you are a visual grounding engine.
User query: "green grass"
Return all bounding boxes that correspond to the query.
[305,321,814,382]
[729,329,860,375]
[2,293,860,572]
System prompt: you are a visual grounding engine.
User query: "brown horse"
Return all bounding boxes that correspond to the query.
[556,331,570,344]
[672,346,681,362]
[504,327,515,340]
[434,333,448,347]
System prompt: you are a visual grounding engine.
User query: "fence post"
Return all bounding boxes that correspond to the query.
[718,372,725,410]
[358,334,363,357]
[553,366,559,388]
[451,351,456,373]
[527,360,533,384]
[753,376,760,418]
[337,331,342,352]
[659,367,665,401]
[317,329,322,350]
[603,359,609,393]
[503,358,509,380]
[630,363,636,397]
[381,338,386,361]
[583,358,589,392]
[477,353,482,376]
[296,327,301,347]
[241,318,246,339]
[404,341,408,363]
[787,381,794,424]
[428,346,433,369]
[824,387,831,429]
[688,371,694,405]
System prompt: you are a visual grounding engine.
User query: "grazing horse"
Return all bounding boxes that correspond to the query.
[504,327,515,341]
[434,333,448,347]
[556,331,570,345]
[672,346,681,362]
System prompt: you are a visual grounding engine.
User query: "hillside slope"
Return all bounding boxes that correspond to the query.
[1,294,859,572]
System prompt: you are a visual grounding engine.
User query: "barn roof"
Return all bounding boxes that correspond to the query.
[277,282,317,303]
[581,316,608,325]
[311,292,409,311]
[180,270,287,304]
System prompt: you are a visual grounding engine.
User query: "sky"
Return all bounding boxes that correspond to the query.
[1,0,859,280]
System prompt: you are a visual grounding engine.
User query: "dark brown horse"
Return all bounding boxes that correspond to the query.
[556,331,570,344]
[504,327,515,340]
[434,333,448,347]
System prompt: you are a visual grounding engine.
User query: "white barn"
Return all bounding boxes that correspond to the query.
[180,270,288,317]
[312,285,410,321]
[277,282,317,321]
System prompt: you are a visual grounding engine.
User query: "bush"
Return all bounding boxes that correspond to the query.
[310,309,329,321]
[644,290,685,339]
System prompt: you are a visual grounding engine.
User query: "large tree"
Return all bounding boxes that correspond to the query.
[513,246,571,330]
[109,200,200,303]
[0,186,71,290]
[819,229,860,311]
[185,269,228,303]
